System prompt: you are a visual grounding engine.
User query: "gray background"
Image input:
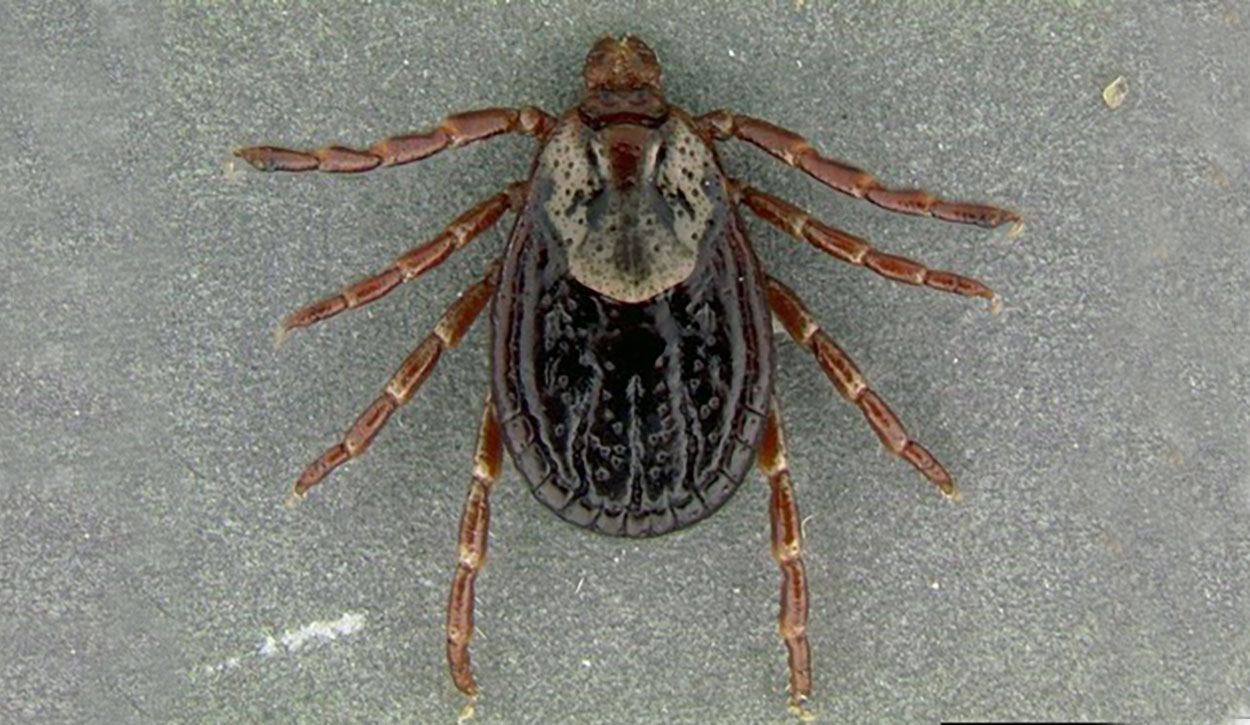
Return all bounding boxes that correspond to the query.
[3,2,1248,723]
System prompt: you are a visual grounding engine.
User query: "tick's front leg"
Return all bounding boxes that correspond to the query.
[700,110,1019,228]
[235,106,553,173]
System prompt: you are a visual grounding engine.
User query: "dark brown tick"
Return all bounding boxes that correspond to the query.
[235,35,1019,719]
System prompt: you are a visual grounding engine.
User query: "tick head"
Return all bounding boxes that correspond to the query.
[583,35,662,93]
[580,36,668,128]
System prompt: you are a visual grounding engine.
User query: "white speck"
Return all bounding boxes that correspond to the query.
[259,611,366,656]
[728,48,735,58]
[575,577,585,595]
[930,581,940,590]
[581,659,592,668]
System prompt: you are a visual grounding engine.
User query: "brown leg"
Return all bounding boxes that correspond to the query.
[759,400,813,718]
[699,111,1019,228]
[275,182,526,345]
[234,106,553,173]
[288,261,499,502]
[736,182,995,300]
[445,392,503,699]
[766,277,960,500]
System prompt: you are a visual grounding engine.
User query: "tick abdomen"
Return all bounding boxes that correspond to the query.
[492,191,773,537]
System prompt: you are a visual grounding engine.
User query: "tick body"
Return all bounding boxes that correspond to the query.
[492,105,774,537]
[236,35,1018,717]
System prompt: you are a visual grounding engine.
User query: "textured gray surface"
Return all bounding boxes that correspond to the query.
[3,2,1249,723]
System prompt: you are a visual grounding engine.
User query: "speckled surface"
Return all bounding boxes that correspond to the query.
[3,3,1249,723]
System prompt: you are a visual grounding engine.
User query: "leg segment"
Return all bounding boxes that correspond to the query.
[766,277,960,499]
[735,183,994,300]
[446,392,503,698]
[699,111,1019,228]
[235,106,553,173]
[759,399,813,716]
[276,182,526,345]
[288,261,500,501]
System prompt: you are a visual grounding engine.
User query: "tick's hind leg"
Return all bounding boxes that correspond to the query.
[699,111,1019,228]
[759,400,813,719]
[276,182,526,345]
[445,392,503,701]
[234,106,552,173]
[766,276,959,499]
[735,182,995,302]
[288,261,499,501]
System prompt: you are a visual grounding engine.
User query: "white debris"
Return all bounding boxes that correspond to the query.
[260,611,367,656]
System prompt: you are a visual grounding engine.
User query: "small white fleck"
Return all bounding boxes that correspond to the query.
[930,581,940,590]
[728,48,735,58]
[265,611,366,655]
[581,659,592,668]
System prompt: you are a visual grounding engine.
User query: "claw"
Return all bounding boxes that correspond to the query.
[787,696,816,722]
[232,146,274,172]
[273,320,294,350]
[284,490,305,509]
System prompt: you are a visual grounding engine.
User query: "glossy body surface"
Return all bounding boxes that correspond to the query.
[233,34,1019,717]
[491,107,774,538]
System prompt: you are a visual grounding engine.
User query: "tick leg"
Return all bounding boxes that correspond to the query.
[234,106,553,173]
[735,183,994,301]
[698,111,1019,228]
[288,261,499,501]
[766,276,960,500]
[445,392,503,699]
[759,400,813,717]
[276,182,526,345]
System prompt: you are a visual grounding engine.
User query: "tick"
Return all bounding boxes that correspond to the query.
[235,35,1019,717]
